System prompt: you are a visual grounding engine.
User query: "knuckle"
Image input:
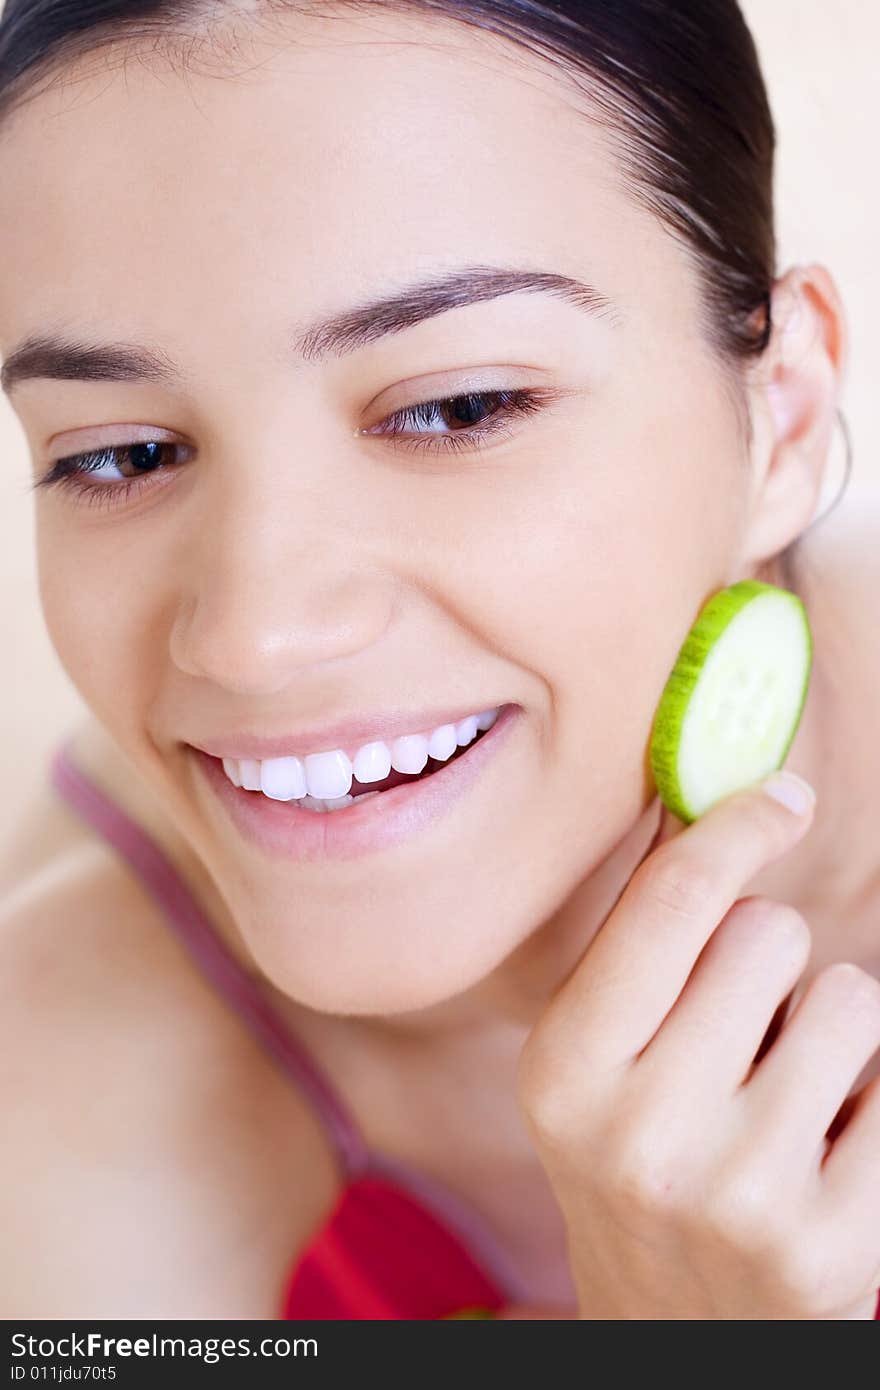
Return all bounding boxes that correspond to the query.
[703,1175,840,1311]
[702,1167,782,1250]
[640,849,716,923]
[607,1121,679,1215]
[731,898,812,962]
[813,962,880,1020]
[515,1040,576,1143]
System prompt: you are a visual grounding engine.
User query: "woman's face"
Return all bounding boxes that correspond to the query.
[0,11,754,1013]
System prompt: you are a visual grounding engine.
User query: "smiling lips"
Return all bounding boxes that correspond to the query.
[194,702,521,858]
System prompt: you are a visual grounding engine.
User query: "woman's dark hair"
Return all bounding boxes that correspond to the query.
[0,1,776,378]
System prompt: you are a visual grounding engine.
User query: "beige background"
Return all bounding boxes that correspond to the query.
[0,1,876,841]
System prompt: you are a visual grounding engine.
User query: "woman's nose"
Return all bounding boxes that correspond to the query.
[168,495,396,696]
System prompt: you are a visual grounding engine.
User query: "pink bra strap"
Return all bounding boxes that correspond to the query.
[48,738,371,1181]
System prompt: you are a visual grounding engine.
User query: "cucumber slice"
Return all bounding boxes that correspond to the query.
[649,579,813,823]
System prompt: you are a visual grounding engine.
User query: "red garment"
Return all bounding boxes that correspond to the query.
[281,1175,507,1319]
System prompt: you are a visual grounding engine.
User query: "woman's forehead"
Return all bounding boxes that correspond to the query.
[0,9,629,236]
[0,10,690,367]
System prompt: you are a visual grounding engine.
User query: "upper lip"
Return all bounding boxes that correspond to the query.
[188,702,511,762]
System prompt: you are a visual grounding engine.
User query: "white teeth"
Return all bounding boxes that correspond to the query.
[427,723,458,761]
[455,714,479,746]
[303,748,353,800]
[352,740,392,785]
[239,758,262,791]
[389,733,429,775]
[223,757,242,787]
[260,754,308,801]
[220,703,503,803]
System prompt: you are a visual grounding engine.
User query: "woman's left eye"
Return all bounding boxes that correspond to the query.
[362,386,558,455]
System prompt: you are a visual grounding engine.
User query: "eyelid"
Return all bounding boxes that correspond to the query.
[359,365,559,421]
[353,384,570,460]
[46,423,179,456]
[357,379,579,433]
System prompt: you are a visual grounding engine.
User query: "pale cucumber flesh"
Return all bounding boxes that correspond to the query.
[649,580,813,823]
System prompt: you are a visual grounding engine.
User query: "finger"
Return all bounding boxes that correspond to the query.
[812,1078,880,1313]
[634,896,811,1092]
[821,1073,880,1205]
[540,776,816,1070]
[745,964,880,1158]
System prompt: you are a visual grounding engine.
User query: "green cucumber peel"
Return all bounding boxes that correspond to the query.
[649,579,813,824]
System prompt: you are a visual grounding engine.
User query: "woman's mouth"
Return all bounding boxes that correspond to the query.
[220,706,501,812]
[190,703,522,862]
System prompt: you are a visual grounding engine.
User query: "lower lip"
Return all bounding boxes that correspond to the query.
[191,703,522,863]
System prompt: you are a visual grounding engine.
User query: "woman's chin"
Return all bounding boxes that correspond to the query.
[234,910,514,1018]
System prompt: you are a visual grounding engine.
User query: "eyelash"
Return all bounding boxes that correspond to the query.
[32,386,559,512]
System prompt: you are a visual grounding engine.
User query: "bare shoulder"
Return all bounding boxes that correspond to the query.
[0,842,340,1318]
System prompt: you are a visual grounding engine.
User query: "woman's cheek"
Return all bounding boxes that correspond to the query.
[36,522,154,749]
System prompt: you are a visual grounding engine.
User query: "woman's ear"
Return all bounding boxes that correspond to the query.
[739,262,849,569]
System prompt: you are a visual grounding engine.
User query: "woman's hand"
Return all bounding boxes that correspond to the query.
[515,778,880,1319]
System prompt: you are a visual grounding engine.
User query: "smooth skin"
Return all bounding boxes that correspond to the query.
[0,8,878,1317]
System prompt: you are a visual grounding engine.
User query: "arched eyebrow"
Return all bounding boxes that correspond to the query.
[0,262,619,395]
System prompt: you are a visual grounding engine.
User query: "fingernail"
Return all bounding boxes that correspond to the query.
[761,770,817,816]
